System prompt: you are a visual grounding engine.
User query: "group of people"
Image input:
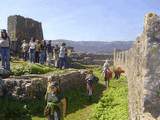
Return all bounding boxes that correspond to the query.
[21,39,68,69]
[0,28,69,72]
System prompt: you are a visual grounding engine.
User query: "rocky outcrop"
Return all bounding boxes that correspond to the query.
[114,13,160,120]
[1,71,85,100]
[0,68,10,78]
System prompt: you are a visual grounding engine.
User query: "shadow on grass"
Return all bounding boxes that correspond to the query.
[64,83,106,114]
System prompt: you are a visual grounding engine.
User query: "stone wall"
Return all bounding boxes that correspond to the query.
[8,15,43,55]
[0,71,85,100]
[114,13,160,120]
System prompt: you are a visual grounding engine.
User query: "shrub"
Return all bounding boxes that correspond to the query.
[11,62,54,76]
[0,97,32,120]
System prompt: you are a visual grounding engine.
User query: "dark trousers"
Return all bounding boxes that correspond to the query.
[29,49,35,63]
[22,52,28,61]
[35,51,40,63]
[1,47,10,71]
[59,57,66,69]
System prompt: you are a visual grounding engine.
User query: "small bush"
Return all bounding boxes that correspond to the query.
[0,97,46,120]
[11,61,54,76]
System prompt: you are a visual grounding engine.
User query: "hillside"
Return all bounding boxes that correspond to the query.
[50,39,133,54]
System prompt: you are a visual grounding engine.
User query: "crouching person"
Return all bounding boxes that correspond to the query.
[44,81,67,120]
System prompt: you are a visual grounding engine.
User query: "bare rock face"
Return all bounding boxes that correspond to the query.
[114,13,160,120]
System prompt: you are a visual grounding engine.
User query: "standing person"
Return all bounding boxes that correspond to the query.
[21,40,29,61]
[39,40,46,65]
[29,37,36,63]
[0,29,10,71]
[44,80,67,120]
[46,40,53,66]
[44,40,47,63]
[59,43,67,69]
[85,70,99,102]
[35,39,41,63]
[53,44,60,68]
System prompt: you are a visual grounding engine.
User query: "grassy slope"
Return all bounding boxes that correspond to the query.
[11,60,75,76]
[32,68,128,120]
[89,73,128,120]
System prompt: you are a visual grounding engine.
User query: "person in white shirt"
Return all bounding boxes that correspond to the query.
[59,43,67,69]
[102,59,110,88]
[29,37,36,63]
[0,29,10,71]
[21,40,29,61]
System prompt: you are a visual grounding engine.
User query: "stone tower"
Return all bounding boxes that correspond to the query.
[8,15,43,55]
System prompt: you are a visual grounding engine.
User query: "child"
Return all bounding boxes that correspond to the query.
[44,77,67,120]
[85,70,98,102]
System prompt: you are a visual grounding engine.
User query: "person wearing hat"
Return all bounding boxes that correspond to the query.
[44,80,67,120]
[0,29,10,71]
[21,40,29,61]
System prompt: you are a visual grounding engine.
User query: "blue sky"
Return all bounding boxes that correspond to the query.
[0,0,159,41]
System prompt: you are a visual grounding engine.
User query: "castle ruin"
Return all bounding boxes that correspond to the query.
[8,15,43,55]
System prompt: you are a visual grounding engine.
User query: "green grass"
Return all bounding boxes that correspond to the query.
[10,60,76,76]
[32,67,128,120]
[1,62,128,120]
[89,69,129,120]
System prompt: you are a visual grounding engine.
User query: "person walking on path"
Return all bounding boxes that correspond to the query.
[29,37,36,63]
[0,29,10,71]
[21,40,29,61]
[54,44,60,68]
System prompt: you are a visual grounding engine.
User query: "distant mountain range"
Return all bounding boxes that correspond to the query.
[50,39,133,54]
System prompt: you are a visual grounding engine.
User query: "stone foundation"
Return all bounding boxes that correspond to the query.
[0,71,85,100]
